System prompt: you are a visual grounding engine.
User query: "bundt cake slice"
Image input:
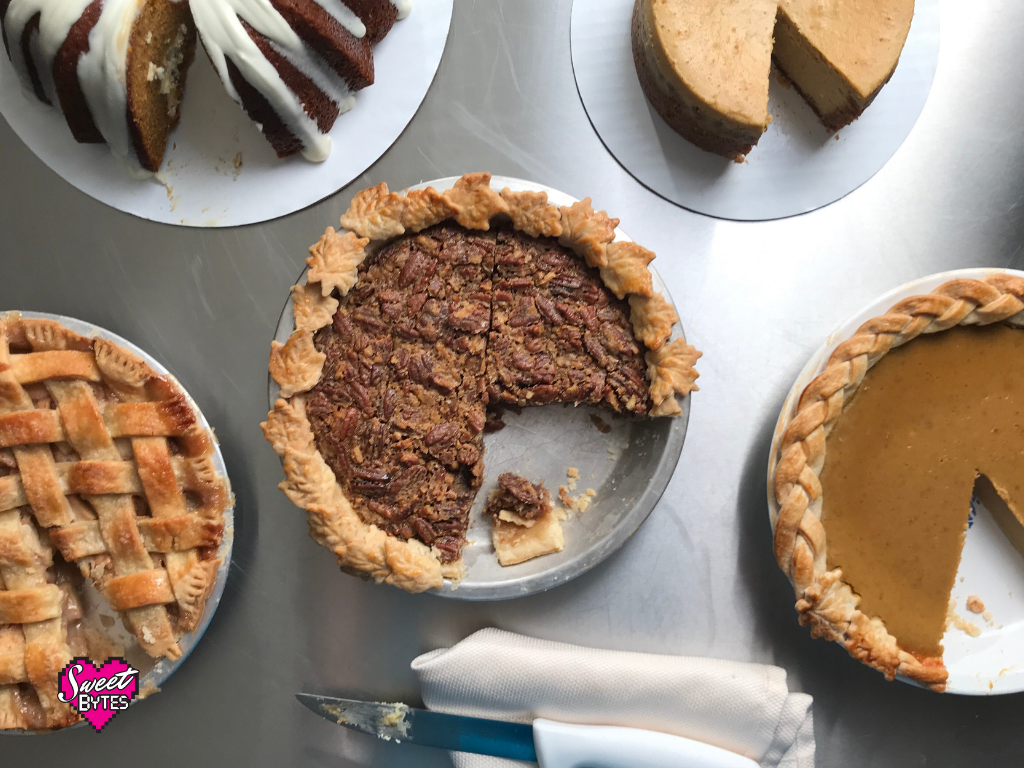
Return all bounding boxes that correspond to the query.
[2,0,196,172]
[189,0,408,161]
[126,0,197,171]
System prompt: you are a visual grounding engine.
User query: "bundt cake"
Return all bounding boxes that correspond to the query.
[1,0,411,172]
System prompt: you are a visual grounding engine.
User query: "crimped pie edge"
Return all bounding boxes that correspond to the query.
[770,274,1024,692]
[264,173,702,593]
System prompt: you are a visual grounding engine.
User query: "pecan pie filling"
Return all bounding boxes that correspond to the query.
[305,223,651,561]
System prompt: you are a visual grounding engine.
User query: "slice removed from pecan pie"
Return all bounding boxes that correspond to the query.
[264,173,700,593]
[484,473,562,566]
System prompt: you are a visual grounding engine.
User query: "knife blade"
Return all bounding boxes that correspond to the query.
[295,694,538,761]
[297,694,760,768]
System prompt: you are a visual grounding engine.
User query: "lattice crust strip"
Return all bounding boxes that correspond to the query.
[770,275,1024,692]
[264,173,702,594]
[0,314,230,730]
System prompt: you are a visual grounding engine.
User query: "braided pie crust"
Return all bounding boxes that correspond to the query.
[771,275,1024,692]
[0,313,230,729]
[264,173,701,593]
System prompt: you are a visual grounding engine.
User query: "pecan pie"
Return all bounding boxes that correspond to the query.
[264,173,700,593]
[0,313,230,730]
[771,275,1024,691]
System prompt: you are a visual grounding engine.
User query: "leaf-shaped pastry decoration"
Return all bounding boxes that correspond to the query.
[269,331,325,399]
[650,396,683,417]
[336,523,390,581]
[281,451,337,512]
[402,187,460,232]
[628,293,679,351]
[600,241,655,300]
[261,396,315,456]
[339,182,406,240]
[290,283,339,332]
[93,338,153,394]
[442,172,510,230]
[500,188,563,238]
[384,537,443,592]
[646,338,701,416]
[306,228,369,298]
[558,198,619,268]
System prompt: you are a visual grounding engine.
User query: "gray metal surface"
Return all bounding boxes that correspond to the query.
[1,1,1022,766]
[296,694,538,761]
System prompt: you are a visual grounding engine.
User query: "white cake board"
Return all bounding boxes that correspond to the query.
[767,269,1024,695]
[0,0,452,227]
[570,0,939,221]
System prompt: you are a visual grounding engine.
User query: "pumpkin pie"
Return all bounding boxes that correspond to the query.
[262,173,701,593]
[772,275,1024,691]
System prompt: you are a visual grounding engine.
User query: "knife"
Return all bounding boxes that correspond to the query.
[296,694,758,768]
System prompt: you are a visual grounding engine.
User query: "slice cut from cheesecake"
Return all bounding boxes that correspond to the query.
[631,0,915,159]
[774,0,916,130]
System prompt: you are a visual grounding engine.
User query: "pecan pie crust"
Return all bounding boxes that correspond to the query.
[264,173,700,593]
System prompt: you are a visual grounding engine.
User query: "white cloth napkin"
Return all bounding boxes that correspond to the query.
[412,629,814,768]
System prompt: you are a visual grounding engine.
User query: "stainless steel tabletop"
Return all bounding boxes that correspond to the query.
[2,1,1022,765]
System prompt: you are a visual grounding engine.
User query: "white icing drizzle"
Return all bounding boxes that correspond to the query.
[190,0,333,161]
[390,0,411,21]
[317,0,365,39]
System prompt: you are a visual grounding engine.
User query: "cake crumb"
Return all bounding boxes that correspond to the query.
[983,610,993,625]
[232,152,244,180]
[966,595,985,614]
[567,467,579,478]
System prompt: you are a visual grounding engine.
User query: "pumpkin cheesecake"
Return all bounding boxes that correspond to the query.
[772,275,1024,690]
[631,0,915,159]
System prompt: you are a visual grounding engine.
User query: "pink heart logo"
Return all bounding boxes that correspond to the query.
[58,657,139,731]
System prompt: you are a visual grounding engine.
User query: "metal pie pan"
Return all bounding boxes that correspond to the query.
[3,312,234,733]
[766,269,1024,695]
[269,175,690,600]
